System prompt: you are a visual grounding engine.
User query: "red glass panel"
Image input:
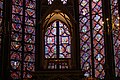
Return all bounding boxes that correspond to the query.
[11,71,21,79]
[12,5,23,15]
[10,51,22,60]
[26,0,36,9]
[24,54,35,62]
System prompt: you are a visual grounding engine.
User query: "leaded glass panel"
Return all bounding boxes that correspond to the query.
[10,0,36,79]
[0,0,4,53]
[45,21,71,69]
[111,0,120,77]
[79,0,105,79]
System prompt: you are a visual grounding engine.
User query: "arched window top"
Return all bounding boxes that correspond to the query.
[48,0,67,5]
[42,11,72,33]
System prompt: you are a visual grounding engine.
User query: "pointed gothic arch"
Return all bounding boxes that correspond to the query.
[40,0,75,27]
[37,0,78,70]
[40,13,76,70]
[1,0,120,80]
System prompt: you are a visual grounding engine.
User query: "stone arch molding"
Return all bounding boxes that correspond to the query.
[40,0,76,32]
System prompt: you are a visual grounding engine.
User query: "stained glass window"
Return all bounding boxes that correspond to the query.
[10,0,36,79]
[79,0,105,79]
[45,21,71,69]
[111,0,120,77]
[0,0,4,76]
[0,0,3,53]
[48,0,67,4]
